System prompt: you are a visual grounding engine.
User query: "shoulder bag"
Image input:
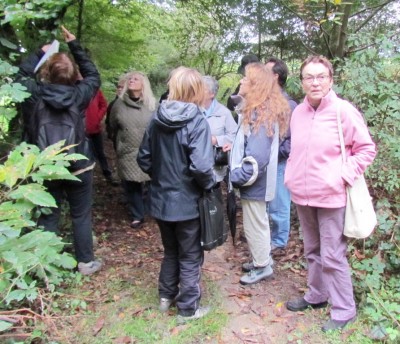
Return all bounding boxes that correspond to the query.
[198,189,228,250]
[336,102,377,239]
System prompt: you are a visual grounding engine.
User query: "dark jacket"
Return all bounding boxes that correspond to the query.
[15,40,100,169]
[137,100,215,221]
[227,84,241,111]
[278,92,297,161]
[105,96,118,141]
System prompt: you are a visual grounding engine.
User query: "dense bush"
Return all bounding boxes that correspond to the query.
[0,141,85,310]
[335,35,400,341]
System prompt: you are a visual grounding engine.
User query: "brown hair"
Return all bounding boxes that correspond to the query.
[167,67,205,106]
[40,53,78,86]
[299,55,333,80]
[239,63,290,138]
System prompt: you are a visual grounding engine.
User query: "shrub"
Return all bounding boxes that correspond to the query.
[0,141,86,308]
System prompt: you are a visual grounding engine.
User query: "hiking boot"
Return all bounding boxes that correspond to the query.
[159,298,175,313]
[240,265,273,285]
[322,316,356,332]
[78,260,102,275]
[242,259,274,272]
[286,297,328,312]
[176,306,211,324]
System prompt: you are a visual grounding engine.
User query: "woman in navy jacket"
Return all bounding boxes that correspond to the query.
[137,67,215,322]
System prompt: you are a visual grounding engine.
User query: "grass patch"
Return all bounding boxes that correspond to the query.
[49,269,227,343]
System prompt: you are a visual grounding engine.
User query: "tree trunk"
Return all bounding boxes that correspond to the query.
[77,0,85,41]
[335,3,352,59]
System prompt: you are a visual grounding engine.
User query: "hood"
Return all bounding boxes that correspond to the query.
[121,92,142,109]
[41,84,75,110]
[155,100,200,132]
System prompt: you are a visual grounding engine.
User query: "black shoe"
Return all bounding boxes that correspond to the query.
[286,297,328,312]
[271,246,286,257]
[130,220,144,229]
[321,316,356,332]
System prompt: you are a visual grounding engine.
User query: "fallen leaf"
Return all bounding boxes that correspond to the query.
[92,316,105,336]
[273,302,285,317]
[114,336,132,344]
[170,326,187,335]
[341,328,357,340]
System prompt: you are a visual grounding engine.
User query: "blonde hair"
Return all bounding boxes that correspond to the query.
[167,66,205,106]
[120,71,156,111]
[239,63,290,138]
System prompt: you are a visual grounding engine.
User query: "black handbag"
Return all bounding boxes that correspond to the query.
[214,146,229,166]
[198,189,228,251]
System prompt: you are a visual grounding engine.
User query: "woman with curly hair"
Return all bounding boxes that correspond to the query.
[230,62,291,285]
[109,71,156,228]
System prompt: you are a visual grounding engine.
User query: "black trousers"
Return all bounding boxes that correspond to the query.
[122,180,145,222]
[38,170,94,263]
[88,132,111,177]
[156,218,204,316]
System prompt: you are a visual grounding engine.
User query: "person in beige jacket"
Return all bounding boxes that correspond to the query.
[109,71,156,228]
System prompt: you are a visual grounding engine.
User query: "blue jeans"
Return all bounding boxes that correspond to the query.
[268,160,291,248]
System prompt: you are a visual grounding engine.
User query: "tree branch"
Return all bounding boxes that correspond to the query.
[298,38,319,56]
[350,0,396,18]
[354,4,388,33]
[275,0,307,22]
[347,31,399,55]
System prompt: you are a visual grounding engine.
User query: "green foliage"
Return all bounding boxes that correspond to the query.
[335,35,400,208]
[0,59,31,145]
[1,0,70,26]
[0,141,86,307]
[334,34,400,342]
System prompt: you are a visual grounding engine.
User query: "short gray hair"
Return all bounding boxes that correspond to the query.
[202,75,219,95]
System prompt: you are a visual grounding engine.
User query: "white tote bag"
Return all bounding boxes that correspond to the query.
[337,103,377,239]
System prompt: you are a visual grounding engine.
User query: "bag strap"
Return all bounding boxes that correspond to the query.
[336,101,346,163]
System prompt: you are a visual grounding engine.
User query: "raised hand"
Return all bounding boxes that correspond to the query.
[61,25,76,42]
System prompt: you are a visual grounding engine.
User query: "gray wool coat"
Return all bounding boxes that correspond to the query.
[109,93,153,182]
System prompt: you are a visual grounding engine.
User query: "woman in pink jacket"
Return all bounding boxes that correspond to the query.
[284,56,376,332]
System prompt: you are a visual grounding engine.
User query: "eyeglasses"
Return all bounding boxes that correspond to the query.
[302,75,330,84]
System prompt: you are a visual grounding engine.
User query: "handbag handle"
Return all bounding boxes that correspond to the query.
[336,101,346,163]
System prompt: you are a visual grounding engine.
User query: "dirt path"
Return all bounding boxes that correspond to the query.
[202,215,329,343]
[89,142,334,344]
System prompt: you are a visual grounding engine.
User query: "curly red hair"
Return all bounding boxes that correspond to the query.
[238,62,290,138]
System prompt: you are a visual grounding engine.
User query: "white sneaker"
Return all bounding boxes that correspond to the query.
[242,259,274,272]
[78,260,102,275]
[159,298,174,313]
[176,306,211,324]
[240,264,273,285]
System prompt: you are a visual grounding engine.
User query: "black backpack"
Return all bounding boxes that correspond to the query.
[28,98,91,171]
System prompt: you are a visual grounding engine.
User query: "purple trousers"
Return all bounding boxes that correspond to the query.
[296,205,356,321]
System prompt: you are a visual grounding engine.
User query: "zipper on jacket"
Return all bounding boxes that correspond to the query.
[304,108,317,205]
